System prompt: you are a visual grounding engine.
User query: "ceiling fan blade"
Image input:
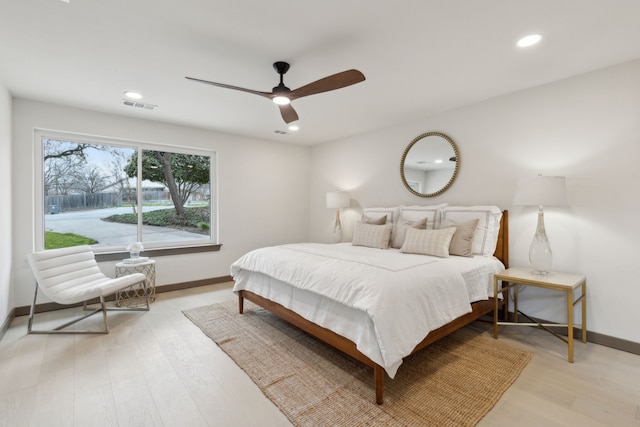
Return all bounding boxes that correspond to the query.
[278,103,299,124]
[185,76,272,99]
[289,69,365,101]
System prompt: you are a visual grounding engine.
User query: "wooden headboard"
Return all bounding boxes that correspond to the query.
[492,210,509,268]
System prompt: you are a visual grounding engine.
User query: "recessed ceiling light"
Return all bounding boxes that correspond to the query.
[517,34,543,48]
[124,91,143,99]
[288,124,299,132]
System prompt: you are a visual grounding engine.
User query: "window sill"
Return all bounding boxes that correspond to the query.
[95,243,222,262]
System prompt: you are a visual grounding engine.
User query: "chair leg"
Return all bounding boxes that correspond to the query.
[27,282,39,334]
[28,279,108,334]
[28,309,108,334]
[28,287,142,334]
[100,296,109,333]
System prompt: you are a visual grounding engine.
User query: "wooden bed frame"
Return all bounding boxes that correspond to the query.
[238,210,509,405]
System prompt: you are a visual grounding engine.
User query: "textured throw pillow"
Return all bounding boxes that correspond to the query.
[391,217,428,249]
[441,218,479,257]
[442,206,502,256]
[400,227,456,258]
[352,222,394,249]
[361,214,387,225]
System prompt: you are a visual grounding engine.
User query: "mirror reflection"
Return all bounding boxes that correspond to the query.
[400,132,459,197]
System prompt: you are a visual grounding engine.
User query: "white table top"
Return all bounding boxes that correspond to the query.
[495,266,585,290]
[116,258,155,268]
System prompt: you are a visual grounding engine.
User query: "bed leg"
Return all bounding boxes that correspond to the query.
[238,291,244,314]
[374,365,384,405]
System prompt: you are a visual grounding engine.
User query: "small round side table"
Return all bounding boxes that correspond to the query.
[115,259,156,307]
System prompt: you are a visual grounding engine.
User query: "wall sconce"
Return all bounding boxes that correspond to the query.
[326,191,350,243]
[513,174,567,275]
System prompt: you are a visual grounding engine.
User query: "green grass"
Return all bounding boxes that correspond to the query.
[45,231,97,249]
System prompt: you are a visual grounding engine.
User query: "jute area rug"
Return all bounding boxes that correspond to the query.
[184,300,532,427]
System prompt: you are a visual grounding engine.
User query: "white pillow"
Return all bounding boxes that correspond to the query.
[352,222,394,249]
[442,206,502,256]
[398,204,447,229]
[391,217,428,249]
[400,227,456,258]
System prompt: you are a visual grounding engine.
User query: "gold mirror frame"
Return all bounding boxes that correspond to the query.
[400,132,460,197]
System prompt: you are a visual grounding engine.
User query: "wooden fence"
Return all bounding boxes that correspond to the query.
[45,191,168,213]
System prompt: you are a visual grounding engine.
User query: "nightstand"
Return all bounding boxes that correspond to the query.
[115,259,156,307]
[493,266,587,362]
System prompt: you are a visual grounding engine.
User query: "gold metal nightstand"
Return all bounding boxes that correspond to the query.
[493,267,587,362]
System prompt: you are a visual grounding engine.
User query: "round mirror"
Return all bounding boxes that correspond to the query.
[400,132,459,197]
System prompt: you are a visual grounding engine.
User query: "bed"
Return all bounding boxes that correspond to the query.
[231,205,509,404]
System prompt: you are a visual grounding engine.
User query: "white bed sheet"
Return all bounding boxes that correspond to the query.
[231,243,504,378]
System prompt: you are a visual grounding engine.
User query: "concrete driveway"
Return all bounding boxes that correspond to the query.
[45,206,207,246]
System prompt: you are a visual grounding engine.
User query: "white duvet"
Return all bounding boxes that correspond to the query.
[231,242,504,378]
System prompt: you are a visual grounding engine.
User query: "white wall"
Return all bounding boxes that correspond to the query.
[0,83,12,323]
[310,59,640,344]
[11,99,311,307]
[7,60,640,345]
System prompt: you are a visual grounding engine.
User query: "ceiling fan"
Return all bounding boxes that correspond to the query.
[186,61,365,124]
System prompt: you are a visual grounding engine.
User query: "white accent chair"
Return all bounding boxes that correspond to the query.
[27,245,150,334]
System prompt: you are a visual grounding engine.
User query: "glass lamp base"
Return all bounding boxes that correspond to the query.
[531,269,550,276]
[529,210,552,275]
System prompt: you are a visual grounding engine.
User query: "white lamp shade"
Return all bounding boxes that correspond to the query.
[326,191,350,209]
[513,175,567,207]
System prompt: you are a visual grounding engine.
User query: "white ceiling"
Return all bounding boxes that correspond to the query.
[2,0,640,145]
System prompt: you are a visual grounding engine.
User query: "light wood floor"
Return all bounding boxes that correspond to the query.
[1,282,639,426]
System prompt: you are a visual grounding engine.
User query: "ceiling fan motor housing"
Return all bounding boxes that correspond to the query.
[273,61,290,75]
[273,61,291,93]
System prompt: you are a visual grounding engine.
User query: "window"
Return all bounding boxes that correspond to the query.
[35,130,217,252]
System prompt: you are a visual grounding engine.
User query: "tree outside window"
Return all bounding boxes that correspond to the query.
[41,137,216,251]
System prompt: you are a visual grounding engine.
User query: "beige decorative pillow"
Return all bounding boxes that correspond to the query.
[400,227,456,258]
[361,214,387,225]
[441,218,480,257]
[352,222,393,249]
[442,206,502,256]
[391,217,428,249]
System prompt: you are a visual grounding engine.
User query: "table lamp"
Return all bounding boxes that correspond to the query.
[513,175,567,275]
[326,191,350,242]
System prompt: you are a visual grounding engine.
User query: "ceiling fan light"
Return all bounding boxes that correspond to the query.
[273,95,290,105]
